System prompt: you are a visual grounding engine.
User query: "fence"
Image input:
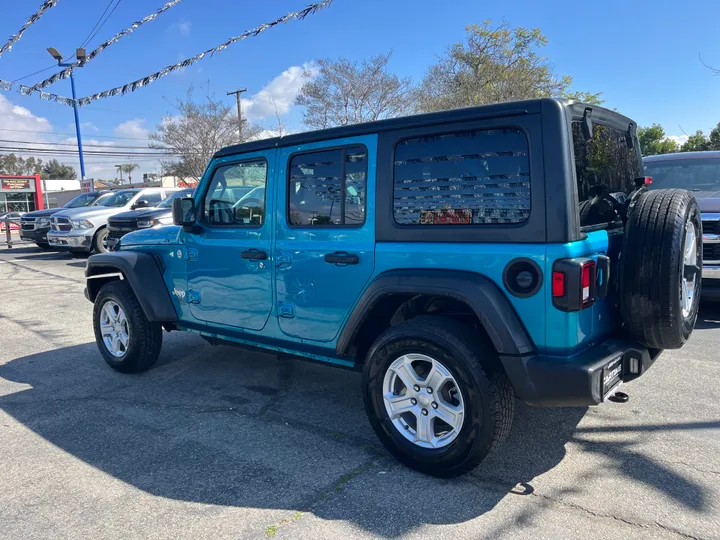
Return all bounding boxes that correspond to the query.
[2,215,33,249]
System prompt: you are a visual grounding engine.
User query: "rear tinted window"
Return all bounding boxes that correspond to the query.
[644,158,720,192]
[393,129,531,225]
[572,122,642,203]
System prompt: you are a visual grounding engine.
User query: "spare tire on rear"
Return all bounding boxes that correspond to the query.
[620,189,702,349]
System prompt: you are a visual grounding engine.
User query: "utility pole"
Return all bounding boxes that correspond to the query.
[47,47,87,180]
[227,88,247,142]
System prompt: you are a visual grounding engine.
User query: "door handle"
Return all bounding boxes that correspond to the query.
[324,252,359,265]
[241,249,267,260]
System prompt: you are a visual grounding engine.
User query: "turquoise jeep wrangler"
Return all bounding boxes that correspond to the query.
[85,99,701,477]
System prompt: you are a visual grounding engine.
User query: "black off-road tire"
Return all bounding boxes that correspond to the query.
[362,316,514,478]
[621,189,702,349]
[36,242,53,251]
[93,280,162,373]
[93,228,109,254]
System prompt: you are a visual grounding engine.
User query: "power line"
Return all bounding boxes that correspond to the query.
[79,0,117,49]
[12,64,58,83]
[83,0,124,48]
[0,127,157,142]
[0,138,171,150]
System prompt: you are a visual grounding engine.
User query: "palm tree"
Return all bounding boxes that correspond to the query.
[120,164,140,184]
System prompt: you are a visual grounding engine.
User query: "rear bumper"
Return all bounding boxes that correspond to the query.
[501,339,662,407]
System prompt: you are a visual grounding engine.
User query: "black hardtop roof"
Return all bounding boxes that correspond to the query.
[214,98,634,159]
[644,151,720,162]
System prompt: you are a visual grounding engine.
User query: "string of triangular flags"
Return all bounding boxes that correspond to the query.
[30,0,183,91]
[0,0,334,108]
[0,0,60,59]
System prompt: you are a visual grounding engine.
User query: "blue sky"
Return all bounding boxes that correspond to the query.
[1,0,719,179]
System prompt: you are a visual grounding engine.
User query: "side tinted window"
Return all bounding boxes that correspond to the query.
[572,122,641,203]
[141,192,163,205]
[393,129,530,225]
[288,146,367,227]
[203,159,267,227]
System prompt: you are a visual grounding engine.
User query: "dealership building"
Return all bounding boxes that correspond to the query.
[0,175,83,213]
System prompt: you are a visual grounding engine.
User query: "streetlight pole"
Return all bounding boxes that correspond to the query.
[227,88,247,142]
[47,47,87,180]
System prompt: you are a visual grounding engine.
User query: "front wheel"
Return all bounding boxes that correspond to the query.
[93,280,162,373]
[93,228,109,254]
[362,316,514,477]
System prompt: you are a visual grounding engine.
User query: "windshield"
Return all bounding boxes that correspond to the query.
[644,158,720,192]
[65,193,101,208]
[157,189,193,208]
[97,190,138,208]
[91,193,114,206]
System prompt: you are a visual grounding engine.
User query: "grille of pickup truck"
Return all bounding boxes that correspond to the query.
[702,221,720,235]
[51,217,72,231]
[20,217,35,230]
[704,244,720,262]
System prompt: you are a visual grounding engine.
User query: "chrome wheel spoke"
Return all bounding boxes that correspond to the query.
[681,221,698,319]
[100,322,114,337]
[414,412,434,445]
[433,400,463,433]
[384,393,415,418]
[390,356,423,390]
[425,362,451,392]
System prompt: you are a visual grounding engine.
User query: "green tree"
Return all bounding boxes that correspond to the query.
[637,124,678,156]
[42,159,77,179]
[708,122,720,151]
[416,20,603,112]
[680,130,710,152]
[296,52,415,129]
[0,154,43,176]
[120,164,139,183]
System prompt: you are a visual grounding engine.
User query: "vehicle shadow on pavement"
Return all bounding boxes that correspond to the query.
[0,336,712,536]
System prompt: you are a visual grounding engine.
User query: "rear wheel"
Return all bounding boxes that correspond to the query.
[621,189,702,349]
[362,316,513,477]
[93,280,162,373]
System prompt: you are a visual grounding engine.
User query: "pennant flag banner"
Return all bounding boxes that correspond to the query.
[30,0,183,91]
[0,78,75,106]
[0,0,61,59]
[76,0,334,106]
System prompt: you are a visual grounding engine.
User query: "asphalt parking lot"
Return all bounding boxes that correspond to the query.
[0,246,719,540]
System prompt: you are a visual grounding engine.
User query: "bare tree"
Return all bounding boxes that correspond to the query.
[268,96,288,137]
[417,20,602,112]
[295,52,416,129]
[150,87,263,181]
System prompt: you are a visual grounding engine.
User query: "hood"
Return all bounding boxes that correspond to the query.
[22,208,63,218]
[691,190,720,213]
[53,205,128,220]
[109,207,171,221]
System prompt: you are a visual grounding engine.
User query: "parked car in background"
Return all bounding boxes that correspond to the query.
[48,187,178,255]
[106,188,193,250]
[644,151,720,299]
[20,191,111,250]
[0,211,24,232]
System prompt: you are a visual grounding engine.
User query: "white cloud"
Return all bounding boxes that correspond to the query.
[178,21,191,36]
[241,62,318,122]
[667,135,688,148]
[0,95,163,180]
[114,119,150,139]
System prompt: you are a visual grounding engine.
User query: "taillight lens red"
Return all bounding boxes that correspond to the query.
[552,271,565,297]
[581,261,596,305]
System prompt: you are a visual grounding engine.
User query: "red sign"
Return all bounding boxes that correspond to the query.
[1,178,31,190]
[420,208,473,225]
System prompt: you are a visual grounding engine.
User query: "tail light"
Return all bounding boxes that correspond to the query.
[552,258,597,311]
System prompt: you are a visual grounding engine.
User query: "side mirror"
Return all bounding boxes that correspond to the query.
[173,197,196,229]
[132,199,150,210]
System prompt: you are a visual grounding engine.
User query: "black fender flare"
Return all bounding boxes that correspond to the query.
[336,269,535,357]
[85,251,178,322]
